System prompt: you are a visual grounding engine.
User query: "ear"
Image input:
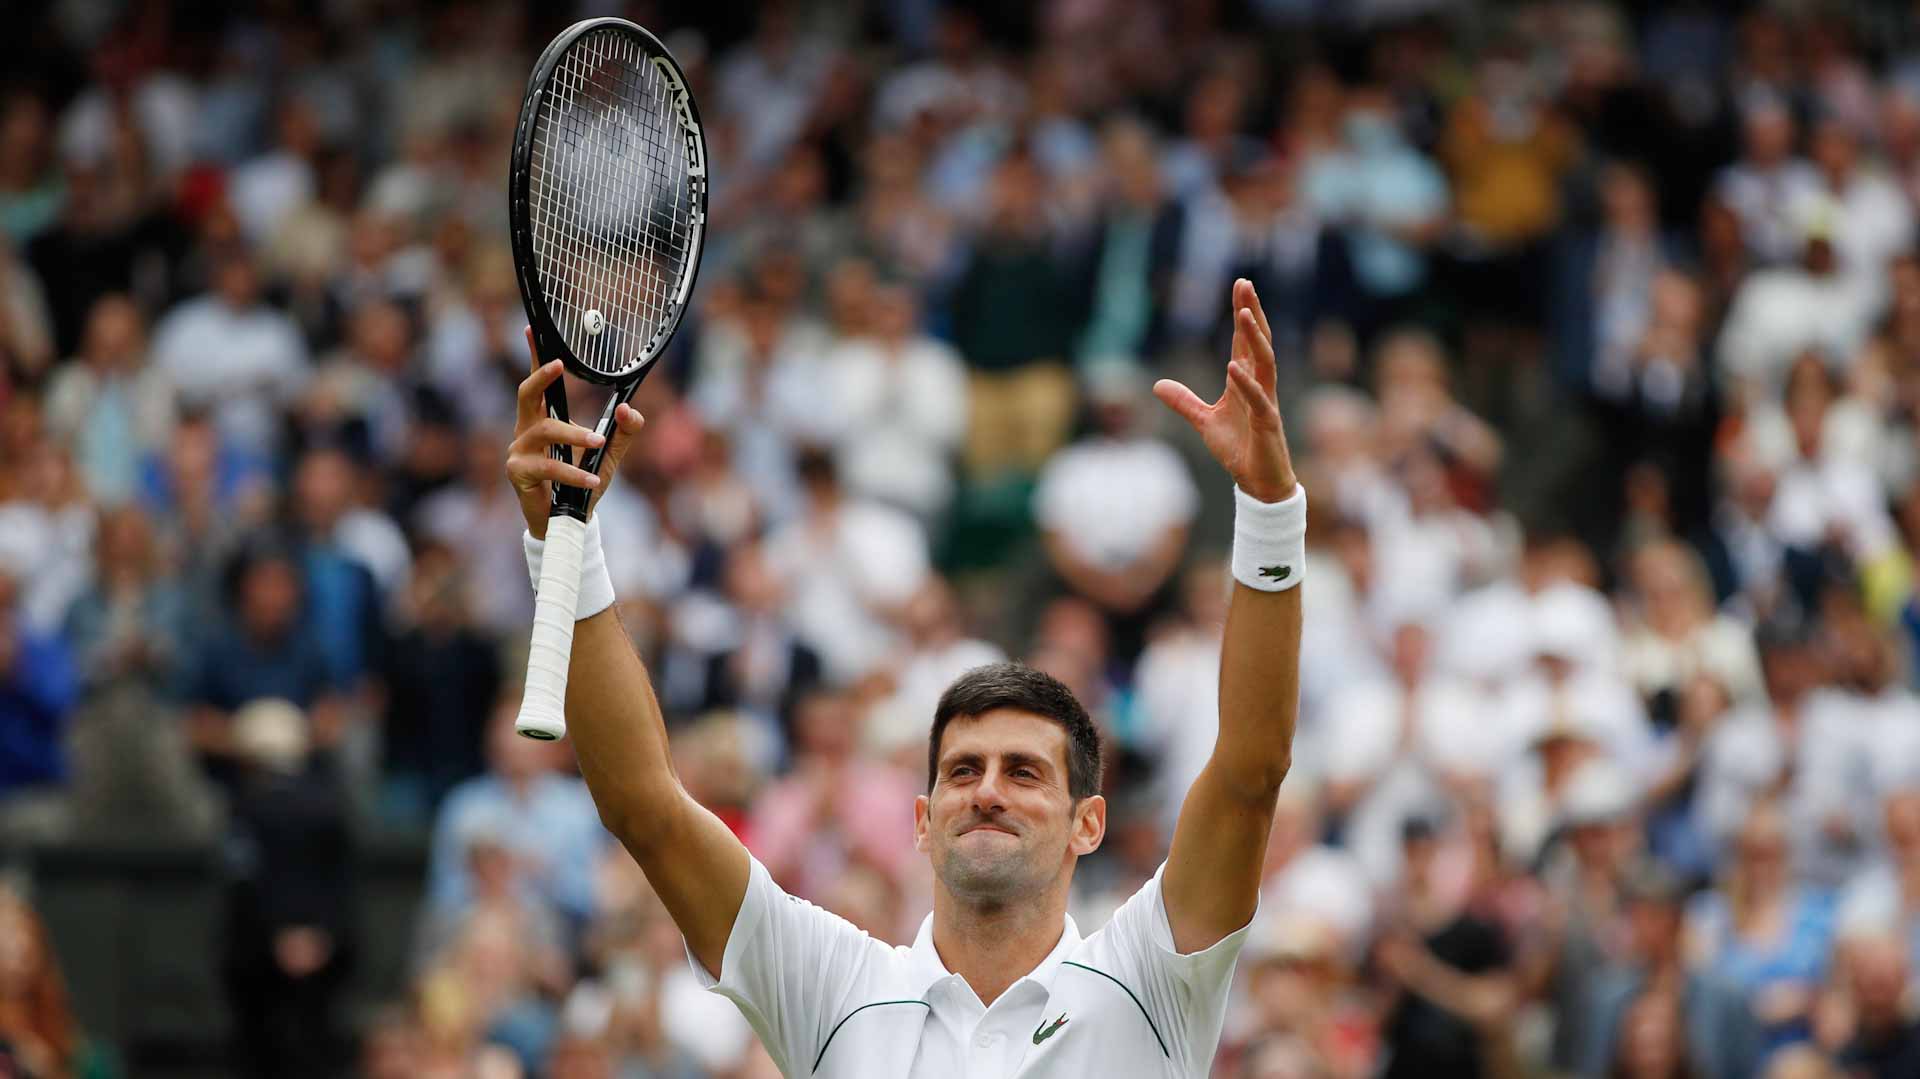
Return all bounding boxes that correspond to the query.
[914,794,931,854]
[1069,794,1106,857]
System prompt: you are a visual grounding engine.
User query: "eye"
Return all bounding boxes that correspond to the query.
[1012,768,1038,780]
[949,766,976,778]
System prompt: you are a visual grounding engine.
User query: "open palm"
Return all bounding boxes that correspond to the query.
[1153,279,1296,503]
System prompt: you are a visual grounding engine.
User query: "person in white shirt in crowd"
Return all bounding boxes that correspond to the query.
[1297,515,1394,722]
[867,576,1008,772]
[1791,116,1915,305]
[763,446,931,684]
[1835,784,1920,983]
[1498,587,1652,866]
[42,293,174,506]
[1700,621,1879,889]
[226,97,321,249]
[150,247,308,465]
[1436,531,1607,693]
[1498,704,1636,875]
[691,283,842,526]
[1753,356,1904,572]
[1716,212,1880,406]
[503,278,1305,1078]
[1319,617,1504,887]
[1712,94,1820,267]
[1248,776,1375,968]
[827,278,968,522]
[1301,385,1396,525]
[1033,360,1199,665]
[1619,537,1766,710]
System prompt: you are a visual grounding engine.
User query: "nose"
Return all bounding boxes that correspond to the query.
[970,767,1010,815]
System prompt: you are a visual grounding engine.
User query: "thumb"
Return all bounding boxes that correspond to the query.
[587,403,646,510]
[1152,378,1210,431]
[603,403,647,474]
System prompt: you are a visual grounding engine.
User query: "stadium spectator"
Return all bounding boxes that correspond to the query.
[59,503,210,838]
[0,886,101,1079]
[1032,362,1197,663]
[428,702,609,930]
[183,537,347,788]
[1584,861,1762,1078]
[762,446,929,683]
[42,294,171,506]
[0,568,78,835]
[1685,803,1838,1049]
[150,247,308,464]
[219,698,354,1079]
[378,540,500,823]
[746,688,919,924]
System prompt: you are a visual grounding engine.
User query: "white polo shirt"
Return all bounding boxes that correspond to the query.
[687,855,1254,1077]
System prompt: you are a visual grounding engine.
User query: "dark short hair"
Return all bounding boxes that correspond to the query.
[928,663,1103,802]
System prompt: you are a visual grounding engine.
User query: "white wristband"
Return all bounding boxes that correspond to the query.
[524,515,617,620]
[1232,484,1306,592]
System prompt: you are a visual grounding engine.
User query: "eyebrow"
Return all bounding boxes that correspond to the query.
[940,750,1054,775]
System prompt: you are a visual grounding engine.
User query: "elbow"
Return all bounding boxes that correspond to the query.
[1216,753,1291,804]
[598,790,688,857]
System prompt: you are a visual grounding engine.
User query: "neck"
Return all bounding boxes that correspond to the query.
[930,878,1070,1006]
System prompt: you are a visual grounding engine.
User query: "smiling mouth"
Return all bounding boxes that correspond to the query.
[961,825,1018,837]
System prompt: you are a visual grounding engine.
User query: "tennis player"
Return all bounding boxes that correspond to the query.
[508,278,1304,1077]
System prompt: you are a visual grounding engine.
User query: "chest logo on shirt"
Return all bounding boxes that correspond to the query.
[1032,1013,1069,1045]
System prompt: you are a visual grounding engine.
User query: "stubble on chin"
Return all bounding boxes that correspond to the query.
[938,830,1041,904]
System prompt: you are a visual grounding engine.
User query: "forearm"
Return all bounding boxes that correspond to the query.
[563,607,687,838]
[1212,579,1301,796]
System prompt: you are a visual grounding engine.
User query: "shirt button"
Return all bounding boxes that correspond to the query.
[975,1033,993,1048]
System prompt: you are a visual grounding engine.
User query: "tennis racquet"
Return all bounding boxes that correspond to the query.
[507,17,708,740]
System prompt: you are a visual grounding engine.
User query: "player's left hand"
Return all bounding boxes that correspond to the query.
[1153,278,1297,503]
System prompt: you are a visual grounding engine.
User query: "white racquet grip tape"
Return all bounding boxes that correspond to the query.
[1232,483,1306,592]
[517,514,591,741]
[523,515,616,621]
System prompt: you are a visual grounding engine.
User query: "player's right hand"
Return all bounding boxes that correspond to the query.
[507,326,645,539]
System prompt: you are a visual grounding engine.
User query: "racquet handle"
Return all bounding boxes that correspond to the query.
[517,513,588,740]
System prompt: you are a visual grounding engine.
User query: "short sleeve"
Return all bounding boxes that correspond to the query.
[686,854,891,1077]
[1078,861,1255,1077]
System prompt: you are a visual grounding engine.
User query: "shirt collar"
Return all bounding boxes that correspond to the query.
[907,909,1083,998]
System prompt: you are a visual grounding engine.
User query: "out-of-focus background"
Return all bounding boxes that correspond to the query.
[7,0,1920,1076]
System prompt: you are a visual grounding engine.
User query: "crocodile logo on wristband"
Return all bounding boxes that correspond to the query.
[1259,565,1292,582]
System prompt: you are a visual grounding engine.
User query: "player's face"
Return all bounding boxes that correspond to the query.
[916,710,1102,904]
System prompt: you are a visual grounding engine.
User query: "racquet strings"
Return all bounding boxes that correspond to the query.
[526,27,695,378]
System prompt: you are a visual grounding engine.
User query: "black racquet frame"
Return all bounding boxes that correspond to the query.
[506,16,708,525]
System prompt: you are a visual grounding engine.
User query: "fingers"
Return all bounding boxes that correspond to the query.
[509,454,602,492]
[1235,278,1273,345]
[513,417,605,454]
[1152,378,1211,430]
[1227,361,1280,427]
[1237,308,1277,389]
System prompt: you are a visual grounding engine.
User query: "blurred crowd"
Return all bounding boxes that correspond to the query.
[12,0,1920,1077]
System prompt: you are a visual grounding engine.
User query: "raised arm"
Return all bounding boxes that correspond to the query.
[1152,280,1302,954]
[506,330,748,978]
